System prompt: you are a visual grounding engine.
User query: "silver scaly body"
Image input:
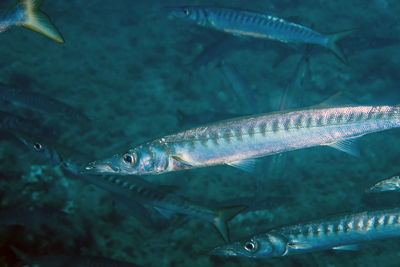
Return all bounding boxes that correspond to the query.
[85,174,246,241]
[19,135,246,242]
[169,7,326,45]
[211,208,400,258]
[167,6,354,64]
[86,105,400,175]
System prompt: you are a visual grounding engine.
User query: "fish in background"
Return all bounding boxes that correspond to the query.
[367,176,400,193]
[278,46,313,110]
[177,56,258,128]
[186,34,400,69]
[0,110,60,140]
[213,195,293,215]
[15,134,160,228]
[211,208,400,258]
[0,0,64,43]
[219,60,259,114]
[168,7,354,64]
[11,246,141,267]
[79,173,246,242]
[0,84,90,123]
[85,103,400,176]
[20,137,246,241]
[0,110,35,131]
[255,46,314,195]
[187,34,288,71]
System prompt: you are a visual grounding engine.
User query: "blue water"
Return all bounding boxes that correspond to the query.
[0,0,400,266]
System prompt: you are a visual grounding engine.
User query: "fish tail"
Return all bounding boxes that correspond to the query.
[325,28,357,65]
[16,0,64,43]
[213,205,247,242]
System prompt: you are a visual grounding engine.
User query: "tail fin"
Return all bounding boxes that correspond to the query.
[16,0,64,43]
[325,28,357,65]
[213,205,247,242]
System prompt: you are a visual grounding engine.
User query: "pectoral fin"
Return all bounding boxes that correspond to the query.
[332,244,359,251]
[288,241,313,250]
[327,139,360,157]
[226,159,257,172]
[172,155,193,166]
[153,207,176,219]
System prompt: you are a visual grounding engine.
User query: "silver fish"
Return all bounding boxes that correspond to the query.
[89,175,246,241]
[367,176,400,193]
[22,138,246,242]
[211,208,400,258]
[0,0,64,43]
[167,6,354,64]
[85,105,400,175]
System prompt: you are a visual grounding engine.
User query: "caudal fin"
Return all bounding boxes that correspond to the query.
[16,0,64,43]
[213,205,247,242]
[325,28,357,65]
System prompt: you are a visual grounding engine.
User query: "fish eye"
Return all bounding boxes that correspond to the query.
[122,153,135,165]
[183,8,190,16]
[244,240,257,252]
[33,143,43,151]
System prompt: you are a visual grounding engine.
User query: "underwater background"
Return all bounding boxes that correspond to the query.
[1,0,400,266]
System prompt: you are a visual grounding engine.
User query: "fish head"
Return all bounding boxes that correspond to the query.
[210,237,267,258]
[15,134,60,165]
[210,234,286,258]
[84,145,166,175]
[368,176,400,193]
[165,6,200,23]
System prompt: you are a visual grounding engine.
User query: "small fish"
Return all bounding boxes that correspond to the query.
[279,45,313,110]
[168,7,354,64]
[85,174,246,241]
[0,0,64,43]
[23,138,246,241]
[0,110,36,131]
[367,176,400,193]
[210,208,400,258]
[16,133,69,166]
[0,110,59,140]
[220,60,259,113]
[0,85,90,122]
[85,104,400,176]
[213,195,293,214]
[187,35,234,71]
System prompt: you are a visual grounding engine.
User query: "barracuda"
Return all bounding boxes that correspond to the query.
[85,105,400,176]
[20,136,246,242]
[91,175,246,242]
[210,208,400,258]
[167,6,354,64]
[368,176,400,193]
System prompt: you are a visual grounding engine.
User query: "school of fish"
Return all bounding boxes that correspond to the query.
[1,0,400,266]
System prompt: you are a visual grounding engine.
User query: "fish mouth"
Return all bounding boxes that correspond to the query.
[209,246,238,257]
[82,161,121,174]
